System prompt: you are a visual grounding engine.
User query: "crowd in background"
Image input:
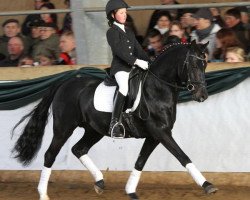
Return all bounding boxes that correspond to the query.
[0,0,250,67]
[140,0,250,63]
[0,0,75,67]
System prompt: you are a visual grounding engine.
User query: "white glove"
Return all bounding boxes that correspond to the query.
[134,59,149,70]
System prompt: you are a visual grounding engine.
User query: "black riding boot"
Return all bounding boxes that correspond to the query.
[109,92,126,138]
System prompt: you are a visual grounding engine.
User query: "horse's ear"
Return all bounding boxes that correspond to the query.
[191,40,200,49]
[200,41,209,52]
[190,40,197,48]
[191,40,196,45]
[190,40,199,52]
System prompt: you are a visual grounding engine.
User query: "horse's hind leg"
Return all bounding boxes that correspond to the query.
[71,125,104,194]
[126,137,159,199]
[38,119,77,200]
[159,133,218,194]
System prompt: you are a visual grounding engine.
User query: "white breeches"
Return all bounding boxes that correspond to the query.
[115,71,130,96]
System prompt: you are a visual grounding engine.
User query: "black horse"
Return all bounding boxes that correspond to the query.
[12,41,217,200]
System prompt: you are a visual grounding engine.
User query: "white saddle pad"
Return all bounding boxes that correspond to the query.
[93,82,142,113]
[94,82,116,112]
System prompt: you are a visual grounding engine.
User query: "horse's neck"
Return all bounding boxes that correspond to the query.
[140,74,178,119]
[143,71,179,102]
[150,57,179,82]
[150,46,187,82]
[143,47,187,100]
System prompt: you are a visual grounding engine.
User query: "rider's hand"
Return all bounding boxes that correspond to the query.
[134,59,149,70]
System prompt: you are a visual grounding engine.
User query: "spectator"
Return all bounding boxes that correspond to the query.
[209,7,225,28]
[154,11,172,34]
[153,11,172,44]
[143,11,172,48]
[146,0,183,33]
[40,2,58,31]
[238,6,250,28]
[238,6,250,41]
[0,36,25,67]
[58,31,76,65]
[145,29,164,60]
[190,8,221,61]
[169,20,187,43]
[213,28,243,62]
[26,19,43,54]
[0,19,20,57]
[225,47,245,62]
[180,9,197,42]
[61,0,72,33]
[32,21,60,62]
[224,8,249,52]
[18,55,34,67]
[37,52,56,66]
[0,19,30,58]
[21,0,48,36]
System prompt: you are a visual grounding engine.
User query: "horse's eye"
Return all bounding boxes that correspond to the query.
[200,54,205,59]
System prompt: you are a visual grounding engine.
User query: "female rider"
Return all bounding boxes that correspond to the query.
[106,0,150,138]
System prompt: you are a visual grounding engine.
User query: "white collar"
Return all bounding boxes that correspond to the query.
[114,21,126,32]
[154,25,169,35]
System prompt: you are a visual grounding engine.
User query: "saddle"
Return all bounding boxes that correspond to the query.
[103,67,146,138]
[104,67,145,109]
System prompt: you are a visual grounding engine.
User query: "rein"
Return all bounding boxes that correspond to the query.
[147,70,186,90]
[138,50,206,121]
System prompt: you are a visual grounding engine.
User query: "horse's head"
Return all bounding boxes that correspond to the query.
[183,40,208,102]
[148,41,208,102]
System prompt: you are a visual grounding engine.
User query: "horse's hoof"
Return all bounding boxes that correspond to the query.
[39,194,50,200]
[202,181,218,194]
[127,193,139,200]
[94,179,105,194]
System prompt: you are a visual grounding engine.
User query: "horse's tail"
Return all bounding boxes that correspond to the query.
[11,82,62,166]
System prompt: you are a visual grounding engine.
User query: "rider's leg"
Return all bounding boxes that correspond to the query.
[109,71,129,138]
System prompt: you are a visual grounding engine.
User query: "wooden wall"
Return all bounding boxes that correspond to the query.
[0,0,243,36]
[0,62,249,81]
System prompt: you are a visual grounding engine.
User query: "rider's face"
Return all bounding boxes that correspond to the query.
[113,8,127,24]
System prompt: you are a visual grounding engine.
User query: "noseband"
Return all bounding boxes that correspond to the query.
[184,51,207,92]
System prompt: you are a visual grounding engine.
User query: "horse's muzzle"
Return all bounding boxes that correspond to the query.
[193,86,208,102]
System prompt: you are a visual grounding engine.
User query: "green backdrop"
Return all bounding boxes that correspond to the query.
[0,67,250,110]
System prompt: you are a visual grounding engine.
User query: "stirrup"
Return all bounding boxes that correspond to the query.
[110,122,125,139]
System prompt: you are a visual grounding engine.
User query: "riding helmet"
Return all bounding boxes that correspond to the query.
[105,0,130,17]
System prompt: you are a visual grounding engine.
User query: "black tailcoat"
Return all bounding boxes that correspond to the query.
[106,24,149,76]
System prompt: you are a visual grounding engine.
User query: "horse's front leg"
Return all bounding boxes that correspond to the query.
[126,137,159,200]
[159,132,218,194]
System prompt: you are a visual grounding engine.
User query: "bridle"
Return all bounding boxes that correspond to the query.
[147,50,207,92]
[183,51,207,92]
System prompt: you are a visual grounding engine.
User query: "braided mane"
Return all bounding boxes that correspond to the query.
[152,42,190,63]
